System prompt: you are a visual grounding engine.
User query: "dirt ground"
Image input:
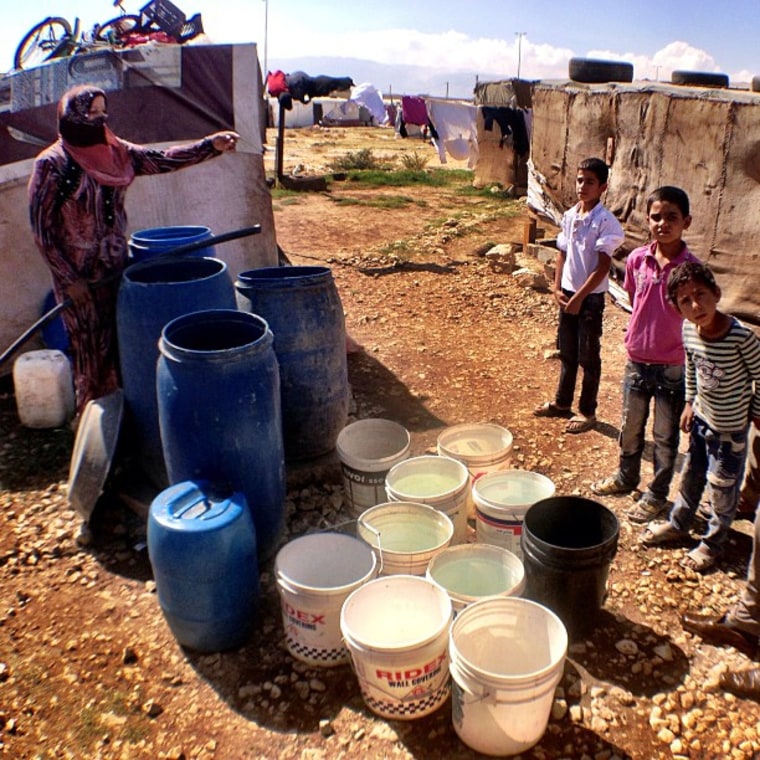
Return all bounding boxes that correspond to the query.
[2,126,760,759]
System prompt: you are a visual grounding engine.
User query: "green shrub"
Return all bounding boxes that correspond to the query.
[399,151,429,170]
[329,148,381,171]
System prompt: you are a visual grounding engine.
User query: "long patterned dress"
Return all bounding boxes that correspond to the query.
[28,137,220,411]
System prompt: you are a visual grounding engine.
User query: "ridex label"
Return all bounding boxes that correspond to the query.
[283,601,325,630]
[375,653,447,688]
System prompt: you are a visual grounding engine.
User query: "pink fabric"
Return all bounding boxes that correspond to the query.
[63,126,135,187]
[623,241,700,364]
[401,96,428,126]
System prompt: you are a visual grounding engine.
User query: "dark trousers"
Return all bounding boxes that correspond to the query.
[555,290,605,417]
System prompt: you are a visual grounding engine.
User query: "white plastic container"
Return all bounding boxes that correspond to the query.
[357,501,454,576]
[13,349,75,428]
[385,455,470,544]
[336,418,411,516]
[449,597,568,756]
[473,470,556,560]
[275,532,377,667]
[426,543,525,614]
[437,422,513,518]
[340,574,453,720]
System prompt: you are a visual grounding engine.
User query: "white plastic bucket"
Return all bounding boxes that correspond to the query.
[449,597,568,756]
[275,532,378,667]
[473,470,556,560]
[426,543,525,614]
[437,423,514,519]
[357,501,454,576]
[13,349,75,429]
[340,574,453,720]
[385,455,470,544]
[336,418,411,516]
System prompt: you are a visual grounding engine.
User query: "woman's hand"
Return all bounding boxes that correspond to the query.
[208,131,240,152]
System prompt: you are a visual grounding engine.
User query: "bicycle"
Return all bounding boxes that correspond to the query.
[13,0,204,71]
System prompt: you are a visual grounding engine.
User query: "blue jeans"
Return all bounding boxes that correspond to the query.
[616,361,685,501]
[670,415,748,553]
[555,291,605,417]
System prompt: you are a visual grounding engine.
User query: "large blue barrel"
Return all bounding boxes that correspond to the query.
[128,225,214,262]
[157,309,285,560]
[117,256,235,488]
[147,479,259,652]
[235,266,349,460]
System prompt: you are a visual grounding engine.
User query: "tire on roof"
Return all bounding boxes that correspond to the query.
[671,70,729,88]
[568,58,634,84]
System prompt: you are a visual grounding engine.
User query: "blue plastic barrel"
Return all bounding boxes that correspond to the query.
[147,479,259,652]
[41,290,70,354]
[117,257,235,488]
[157,309,285,560]
[235,266,349,460]
[128,225,214,262]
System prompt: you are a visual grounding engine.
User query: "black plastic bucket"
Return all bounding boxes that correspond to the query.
[521,496,619,638]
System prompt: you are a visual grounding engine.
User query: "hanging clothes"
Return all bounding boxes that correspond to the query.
[481,107,530,156]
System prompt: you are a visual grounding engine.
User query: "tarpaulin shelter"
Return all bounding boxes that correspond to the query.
[528,79,760,327]
[0,42,277,357]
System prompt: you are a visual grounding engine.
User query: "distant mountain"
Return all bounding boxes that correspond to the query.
[265,55,495,100]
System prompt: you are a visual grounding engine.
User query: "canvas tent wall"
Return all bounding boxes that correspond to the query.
[472,79,533,190]
[529,80,760,326]
[0,42,277,358]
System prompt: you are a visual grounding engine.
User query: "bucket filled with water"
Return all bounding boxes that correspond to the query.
[385,455,470,544]
[357,501,454,575]
[449,597,568,756]
[437,422,514,518]
[336,418,411,516]
[473,470,556,560]
[426,543,525,614]
[340,574,453,720]
[275,532,377,666]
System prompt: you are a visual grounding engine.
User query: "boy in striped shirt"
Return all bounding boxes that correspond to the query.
[640,262,760,572]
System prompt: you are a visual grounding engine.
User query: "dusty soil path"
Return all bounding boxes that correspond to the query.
[1,126,759,759]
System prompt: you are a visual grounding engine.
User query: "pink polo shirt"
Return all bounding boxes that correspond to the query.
[623,242,700,365]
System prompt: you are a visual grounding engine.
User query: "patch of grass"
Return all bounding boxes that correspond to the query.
[270,187,303,201]
[330,195,420,210]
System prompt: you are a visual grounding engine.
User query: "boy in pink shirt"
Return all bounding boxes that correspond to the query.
[592,186,699,522]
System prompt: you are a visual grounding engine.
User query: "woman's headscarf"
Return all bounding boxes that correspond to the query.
[58,84,135,187]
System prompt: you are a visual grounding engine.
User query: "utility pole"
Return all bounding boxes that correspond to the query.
[515,32,526,79]
[262,0,269,77]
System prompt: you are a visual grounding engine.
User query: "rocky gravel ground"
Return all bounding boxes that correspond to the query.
[2,133,760,757]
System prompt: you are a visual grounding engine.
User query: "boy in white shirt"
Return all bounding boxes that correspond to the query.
[534,157,625,434]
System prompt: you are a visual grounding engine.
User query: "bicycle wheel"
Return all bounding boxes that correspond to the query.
[95,15,141,44]
[14,17,72,70]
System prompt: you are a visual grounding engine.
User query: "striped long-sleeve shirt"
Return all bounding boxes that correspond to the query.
[683,317,760,432]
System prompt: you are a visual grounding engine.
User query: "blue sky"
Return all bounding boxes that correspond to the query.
[2,0,756,95]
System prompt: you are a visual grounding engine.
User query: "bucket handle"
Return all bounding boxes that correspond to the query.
[306,518,384,575]
[356,516,384,575]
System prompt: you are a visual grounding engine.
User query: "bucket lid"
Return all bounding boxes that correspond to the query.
[67,389,124,523]
[436,423,513,465]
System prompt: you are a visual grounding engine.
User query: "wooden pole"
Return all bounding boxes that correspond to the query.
[276,100,286,185]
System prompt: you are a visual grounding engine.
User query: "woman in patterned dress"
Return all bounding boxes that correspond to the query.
[28,84,239,412]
